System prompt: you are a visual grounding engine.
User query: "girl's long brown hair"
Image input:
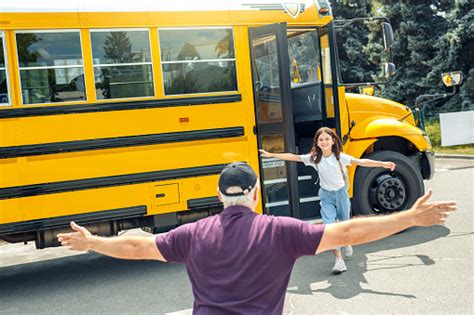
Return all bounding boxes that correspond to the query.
[310,127,343,164]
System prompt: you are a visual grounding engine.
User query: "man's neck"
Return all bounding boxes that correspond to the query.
[223,204,256,212]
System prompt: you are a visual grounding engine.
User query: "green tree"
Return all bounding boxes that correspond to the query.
[333,0,376,83]
[379,1,450,106]
[16,33,41,66]
[103,32,132,63]
[424,0,473,112]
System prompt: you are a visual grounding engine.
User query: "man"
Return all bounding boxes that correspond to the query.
[58,162,456,315]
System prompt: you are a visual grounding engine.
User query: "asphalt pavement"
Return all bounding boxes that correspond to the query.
[0,158,473,314]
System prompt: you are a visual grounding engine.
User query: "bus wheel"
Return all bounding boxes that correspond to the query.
[352,151,424,216]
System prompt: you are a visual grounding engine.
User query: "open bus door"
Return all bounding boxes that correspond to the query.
[249,23,326,220]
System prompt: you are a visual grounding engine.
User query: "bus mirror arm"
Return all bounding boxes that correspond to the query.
[342,120,357,145]
[402,71,462,126]
[412,85,459,128]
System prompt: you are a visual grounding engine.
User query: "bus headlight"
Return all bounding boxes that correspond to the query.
[423,134,432,147]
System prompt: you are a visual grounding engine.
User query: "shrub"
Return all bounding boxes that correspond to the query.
[424,119,441,147]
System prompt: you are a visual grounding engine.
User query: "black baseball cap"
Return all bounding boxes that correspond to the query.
[218,162,258,196]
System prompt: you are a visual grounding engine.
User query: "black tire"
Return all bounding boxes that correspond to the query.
[352,151,424,216]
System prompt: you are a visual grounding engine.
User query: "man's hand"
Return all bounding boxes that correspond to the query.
[58,222,166,261]
[57,221,94,251]
[409,189,457,226]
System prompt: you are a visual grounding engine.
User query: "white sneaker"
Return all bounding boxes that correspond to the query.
[332,259,347,274]
[343,246,353,259]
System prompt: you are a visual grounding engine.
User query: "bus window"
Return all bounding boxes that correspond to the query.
[16,30,86,105]
[287,29,323,123]
[320,32,332,85]
[159,28,237,95]
[0,32,10,105]
[90,29,154,100]
[252,34,282,124]
[287,30,320,85]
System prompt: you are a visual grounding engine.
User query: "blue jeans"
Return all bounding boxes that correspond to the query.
[319,186,351,224]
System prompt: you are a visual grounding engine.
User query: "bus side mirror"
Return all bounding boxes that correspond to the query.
[382,22,394,51]
[442,71,463,87]
[360,86,375,96]
[383,62,396,77]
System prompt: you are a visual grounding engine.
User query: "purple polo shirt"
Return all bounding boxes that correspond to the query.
[155,205,325,315]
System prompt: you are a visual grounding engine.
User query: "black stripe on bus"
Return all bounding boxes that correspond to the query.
[0,94,242,119]
[187,196,222,210]
[0,163,226,200]
[0,126,245,159]
[0,205,147,234]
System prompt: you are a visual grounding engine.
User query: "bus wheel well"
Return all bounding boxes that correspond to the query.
[365,136,421,175]
[363,136,433,180]
[371,136,418,156]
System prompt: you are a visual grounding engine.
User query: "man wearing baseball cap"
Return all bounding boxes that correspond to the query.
[58,162,456,315]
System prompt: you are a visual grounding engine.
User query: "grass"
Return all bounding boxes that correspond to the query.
[424,119,474,155]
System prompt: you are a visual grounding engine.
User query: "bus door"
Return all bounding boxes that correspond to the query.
[249,24,325,220]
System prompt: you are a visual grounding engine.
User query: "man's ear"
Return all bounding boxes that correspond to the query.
[252,187,258,201]
[217,189,223,202]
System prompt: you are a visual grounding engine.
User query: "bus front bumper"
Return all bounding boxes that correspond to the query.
[421,151,435,180]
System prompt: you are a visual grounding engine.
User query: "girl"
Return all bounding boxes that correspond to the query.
[259,127,396,274]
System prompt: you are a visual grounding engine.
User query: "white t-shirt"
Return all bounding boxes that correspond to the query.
[300,153,353,191]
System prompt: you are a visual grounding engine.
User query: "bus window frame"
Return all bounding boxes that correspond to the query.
[89,27,156,101]
[15,29,87,106]
[286,26,329,122]
[157,26,238,97]
[0,31,12,106]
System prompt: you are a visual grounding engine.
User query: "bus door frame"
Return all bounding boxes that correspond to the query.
[248,23,301,218]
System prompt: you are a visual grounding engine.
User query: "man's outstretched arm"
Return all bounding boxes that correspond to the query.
[316,189,457,254]
[57,222,166,261]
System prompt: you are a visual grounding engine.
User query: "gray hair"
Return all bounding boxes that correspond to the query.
[220,185,258,207]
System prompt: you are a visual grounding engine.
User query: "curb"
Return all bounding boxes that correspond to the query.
[435,154,474,160]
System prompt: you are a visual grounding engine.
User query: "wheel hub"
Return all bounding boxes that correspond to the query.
[371,174,407,212]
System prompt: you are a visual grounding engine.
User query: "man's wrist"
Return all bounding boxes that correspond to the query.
[402,209,417,227]
[87,235,101,252]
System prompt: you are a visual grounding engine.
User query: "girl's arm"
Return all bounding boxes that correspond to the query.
[259,149,302,162]
[351,157,396,171]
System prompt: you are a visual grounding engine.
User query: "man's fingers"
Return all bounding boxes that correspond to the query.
[70,221,88,234]
[57,235,68,241]
[440,205,457,212]
[434,201,457,207]
[432,202,457,213]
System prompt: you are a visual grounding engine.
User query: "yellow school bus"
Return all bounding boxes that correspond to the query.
[0,0,435,249]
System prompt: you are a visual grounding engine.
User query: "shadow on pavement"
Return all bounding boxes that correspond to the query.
[0,225,451,312]
[287,225,450,300]
[0,253,191,314]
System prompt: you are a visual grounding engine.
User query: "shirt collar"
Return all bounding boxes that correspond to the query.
[220,205,255,216]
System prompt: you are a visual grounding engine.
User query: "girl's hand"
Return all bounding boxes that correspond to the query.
[259,149,273,158]
[383,161,396,171]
